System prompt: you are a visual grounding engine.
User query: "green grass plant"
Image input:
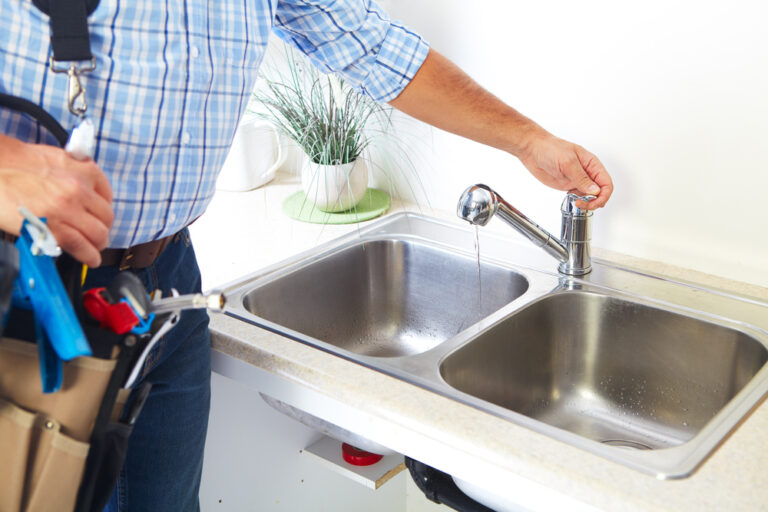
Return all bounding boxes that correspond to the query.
[250,45,431,214]
[253,48,384,166]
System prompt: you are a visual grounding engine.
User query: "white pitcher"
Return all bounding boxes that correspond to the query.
[216,120,285,191]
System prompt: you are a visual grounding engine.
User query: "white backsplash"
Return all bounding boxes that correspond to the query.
[380,0,768,288]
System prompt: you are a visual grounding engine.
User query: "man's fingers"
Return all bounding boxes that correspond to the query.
[52,183,112,255]
[87,161,113,203]
[70,206,111,251]
[585,183,612,209]
[84,189,115,240]
[48,221,103,268]
[575,148,613,209]
[562,156,600,196]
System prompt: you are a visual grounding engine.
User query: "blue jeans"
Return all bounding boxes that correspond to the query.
[85,229,211,512]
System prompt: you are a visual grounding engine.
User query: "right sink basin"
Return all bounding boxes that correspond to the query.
[440,291,768,452]
[439,288,768,478]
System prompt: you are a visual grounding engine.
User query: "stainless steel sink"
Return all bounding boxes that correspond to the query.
[221,212,768,478]
[440,291,768,451]
[241,239,529,357]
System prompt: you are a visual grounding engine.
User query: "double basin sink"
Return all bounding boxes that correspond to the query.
[221,213,768,479]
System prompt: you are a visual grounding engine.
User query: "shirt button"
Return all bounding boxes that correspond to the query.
[181,132,191,145]
[190,45,200,58]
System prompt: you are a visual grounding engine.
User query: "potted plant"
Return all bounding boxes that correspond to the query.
[251,49,398,213]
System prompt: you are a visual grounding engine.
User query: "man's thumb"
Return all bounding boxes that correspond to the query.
[572,168,600,195]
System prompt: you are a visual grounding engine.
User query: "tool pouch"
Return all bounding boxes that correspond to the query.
[0,338,115,512]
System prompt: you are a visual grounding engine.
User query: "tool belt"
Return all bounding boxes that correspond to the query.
[0,242,147,512]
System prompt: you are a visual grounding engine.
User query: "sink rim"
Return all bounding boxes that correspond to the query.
[219,212,768,479]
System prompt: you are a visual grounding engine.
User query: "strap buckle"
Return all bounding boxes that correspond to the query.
[18,206,61,257]
[49,57,96,117]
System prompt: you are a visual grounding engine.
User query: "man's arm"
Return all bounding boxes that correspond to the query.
[389,49,613,209]
[0,134,113,266]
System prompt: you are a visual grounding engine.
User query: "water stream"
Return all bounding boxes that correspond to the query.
[474,225,483,313]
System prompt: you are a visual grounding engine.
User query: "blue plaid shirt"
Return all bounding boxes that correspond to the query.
[0,0,428,247]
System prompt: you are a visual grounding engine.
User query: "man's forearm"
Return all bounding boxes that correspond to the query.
[388,48,613,208]
[389,49,542,158]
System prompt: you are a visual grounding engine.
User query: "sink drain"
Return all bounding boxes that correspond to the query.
[601,439,652,450]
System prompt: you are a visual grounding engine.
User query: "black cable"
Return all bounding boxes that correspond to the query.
[0,92,69,147]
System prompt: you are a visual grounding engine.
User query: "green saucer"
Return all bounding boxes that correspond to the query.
[282,188,391,224]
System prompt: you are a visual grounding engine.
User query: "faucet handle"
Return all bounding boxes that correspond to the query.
[561,193,596,215]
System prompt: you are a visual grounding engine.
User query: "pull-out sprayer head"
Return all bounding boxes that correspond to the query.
[457,184,497,226]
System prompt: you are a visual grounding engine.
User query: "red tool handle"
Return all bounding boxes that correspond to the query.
[82,287,140,335]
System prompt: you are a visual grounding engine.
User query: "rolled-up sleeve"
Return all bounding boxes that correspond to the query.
[272,0,430,102]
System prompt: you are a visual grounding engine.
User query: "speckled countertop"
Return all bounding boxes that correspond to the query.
[190,172,768,511]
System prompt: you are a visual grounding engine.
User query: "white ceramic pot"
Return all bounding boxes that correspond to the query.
[300,157,368,213]
[216,120,285,191]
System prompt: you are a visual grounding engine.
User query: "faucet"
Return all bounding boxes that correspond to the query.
[457,184,595,276]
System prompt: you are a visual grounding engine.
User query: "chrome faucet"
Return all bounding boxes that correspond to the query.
[457,184,595,276]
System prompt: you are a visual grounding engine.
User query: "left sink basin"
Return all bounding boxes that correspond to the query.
[240,238,528,357]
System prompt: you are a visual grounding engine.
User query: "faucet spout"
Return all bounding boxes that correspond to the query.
[457,184,594,276]
[456,184,499,227]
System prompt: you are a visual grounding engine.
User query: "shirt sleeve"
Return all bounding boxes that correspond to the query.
[272,0,430,102]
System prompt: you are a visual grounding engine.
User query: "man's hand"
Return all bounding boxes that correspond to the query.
[390,49,613,209]
[0,134,113,267]
[518,129,613,209]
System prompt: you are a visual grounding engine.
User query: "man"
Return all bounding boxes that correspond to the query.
[0,1,612,510]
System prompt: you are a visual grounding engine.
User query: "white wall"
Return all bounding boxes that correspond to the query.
[381,0,768,287]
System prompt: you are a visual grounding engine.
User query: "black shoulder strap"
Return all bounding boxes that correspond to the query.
[31,0,101,62]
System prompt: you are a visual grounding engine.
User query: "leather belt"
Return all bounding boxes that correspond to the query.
[99,233,176,270]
